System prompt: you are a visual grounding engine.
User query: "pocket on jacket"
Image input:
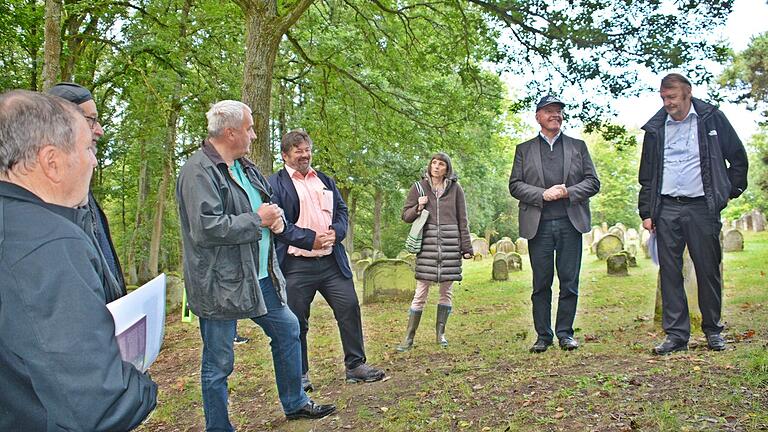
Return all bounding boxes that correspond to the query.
[212,245,244,284]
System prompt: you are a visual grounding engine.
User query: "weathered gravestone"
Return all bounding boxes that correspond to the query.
[362,259,415,304]
[723,229,744,252]
[473,253,483,261]
[492,253,509,281]
[620,250,637,267]
[350,251,362,262]
[583,231,593,251]
[396,251,417,268]
[166,273,184,310]
[744,213,754,231]
[601,222,609,232]
[640,229,652,258]
[752,210,765,232]
[625,228,640,257]
[495,238,516,253]
[589,226,604,255]
[608,225,625,243]
[359,247,374,260]
[606,253,629,276]
[506,252,523,272]
[471,238,490,256]
[595,234,624,260]
[515,237,528,255]
[353,258,372,281]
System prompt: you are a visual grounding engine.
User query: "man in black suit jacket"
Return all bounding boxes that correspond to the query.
[269,130,384,390]
[509,95,600,353]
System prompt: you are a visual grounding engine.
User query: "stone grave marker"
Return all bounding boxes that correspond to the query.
[471,238,490,256]
[515,237,528,255]
[492,253,509,281]
[354,258,372,281]
[506,252,523,272]
[595,233,624,260]
[495,238,516,253]
[723,229,744,252]
[607,253,629,276]
[362,259,415,304]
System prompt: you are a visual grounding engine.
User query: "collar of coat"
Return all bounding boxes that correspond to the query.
[642,97,716,132]
[201,138,260,172]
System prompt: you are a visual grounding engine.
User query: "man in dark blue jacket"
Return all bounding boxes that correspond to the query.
[0,90,157,431]
[638,73,748,355]
[269,130,385,390]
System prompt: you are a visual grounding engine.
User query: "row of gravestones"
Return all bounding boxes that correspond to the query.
[728,209,766,233]
[468,234,529,257]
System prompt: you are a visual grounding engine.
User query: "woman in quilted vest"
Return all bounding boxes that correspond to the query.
[397,152,473,351]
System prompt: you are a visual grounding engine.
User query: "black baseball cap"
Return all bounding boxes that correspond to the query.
[535,95,565,111]
[47,82,93,105]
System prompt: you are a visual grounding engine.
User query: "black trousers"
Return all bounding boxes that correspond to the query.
[527,217,582,342]
[283,254,366,373]
[656,197,724,342]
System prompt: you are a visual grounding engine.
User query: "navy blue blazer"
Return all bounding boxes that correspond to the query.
[268,167,353,279]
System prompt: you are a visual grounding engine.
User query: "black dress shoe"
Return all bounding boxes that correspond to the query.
[706,334,726,351]
[652,338,688,355]
[529,339,553,353]
[286,400,337,420]
[559,337,579,351]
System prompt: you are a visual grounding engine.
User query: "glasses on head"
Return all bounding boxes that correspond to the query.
[84,115,101,129]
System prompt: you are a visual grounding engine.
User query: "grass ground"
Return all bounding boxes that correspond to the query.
[138,231,768,432]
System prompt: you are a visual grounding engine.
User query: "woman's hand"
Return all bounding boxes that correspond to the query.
[462,252,473,260]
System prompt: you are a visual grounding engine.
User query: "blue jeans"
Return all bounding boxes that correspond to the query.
[199,277,309,431]
[528,217,583,342]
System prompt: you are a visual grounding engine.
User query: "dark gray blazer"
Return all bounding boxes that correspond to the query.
[508,134,600,239]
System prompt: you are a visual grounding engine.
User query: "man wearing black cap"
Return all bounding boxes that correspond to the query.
[47,82,126,303]
[509,95,600,353]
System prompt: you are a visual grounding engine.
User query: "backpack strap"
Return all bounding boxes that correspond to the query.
[414,181,425,197]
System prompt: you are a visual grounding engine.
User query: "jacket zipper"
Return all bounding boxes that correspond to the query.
[435,182,441,282]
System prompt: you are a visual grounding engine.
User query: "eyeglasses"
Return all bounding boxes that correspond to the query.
[84,115,101,129]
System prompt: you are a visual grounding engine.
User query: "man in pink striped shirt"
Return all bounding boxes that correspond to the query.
[269,130,385,391]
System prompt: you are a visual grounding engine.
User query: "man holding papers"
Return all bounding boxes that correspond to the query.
[0,90,157,431]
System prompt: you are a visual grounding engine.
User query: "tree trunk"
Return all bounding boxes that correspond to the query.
[373,189,383,251]
[147,0,190,276]
[126,157,149,285]
[42,0,62,90]
[242,11,281,175]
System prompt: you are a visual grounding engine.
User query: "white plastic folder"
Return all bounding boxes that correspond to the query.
[107,273,166,372]
[648,232,659,266]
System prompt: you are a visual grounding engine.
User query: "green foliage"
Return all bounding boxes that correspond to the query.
[720,31,768,117]
[722,127,768,219]
[585,129,641,227]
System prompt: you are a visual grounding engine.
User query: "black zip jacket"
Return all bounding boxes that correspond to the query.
[638,97,748,221]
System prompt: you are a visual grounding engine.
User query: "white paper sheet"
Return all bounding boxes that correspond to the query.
[648,232,659,266]
[107,273,166,372]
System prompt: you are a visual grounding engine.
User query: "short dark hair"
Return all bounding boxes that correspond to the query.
[0,90,81,175]
[281,129,313,154]
[660,73,692,90]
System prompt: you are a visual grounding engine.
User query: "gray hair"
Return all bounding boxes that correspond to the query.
[281,129,313,154]
[660,73,692,90]
[206,100,251,137]
[0,90,81,176]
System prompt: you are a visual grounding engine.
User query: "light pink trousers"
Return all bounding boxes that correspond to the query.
[410,279,453,310]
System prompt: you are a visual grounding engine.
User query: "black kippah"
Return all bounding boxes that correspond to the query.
[47,82,93,104]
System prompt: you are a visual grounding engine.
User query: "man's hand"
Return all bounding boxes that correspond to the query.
[257,203,282,227]
[642,218,654,233]
[312,229,336,250]
[269,217,285,234]
[543,184,568,201]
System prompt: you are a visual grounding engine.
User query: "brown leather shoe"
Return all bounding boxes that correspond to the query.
[345,363,385,383]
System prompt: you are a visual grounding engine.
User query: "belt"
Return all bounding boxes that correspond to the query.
[288,253,334,261]
[661,195,705,204]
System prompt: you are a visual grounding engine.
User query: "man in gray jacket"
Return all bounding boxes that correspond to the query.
[176,100,335,430]
[0,90,157,431]
[509,95,600,353]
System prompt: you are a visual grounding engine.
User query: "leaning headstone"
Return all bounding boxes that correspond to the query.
[471,238,490,256]
[506,252,523,272]
[496,238,516,253]
[723,229,744,252]
[362,259,415,304]
[595,234,624,260]
[615,222,626,232]
[752,210,765,232]
[354,258,372,281]
[606,253,629,276]
[492,253,509,281]
[515,237,528,255]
